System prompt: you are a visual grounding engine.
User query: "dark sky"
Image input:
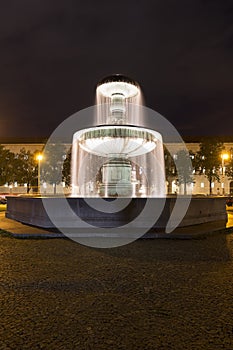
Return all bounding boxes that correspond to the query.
[0,0,232,139]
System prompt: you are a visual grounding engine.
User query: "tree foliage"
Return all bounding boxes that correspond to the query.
[164,147,176,193]
[176,149,194,195]
[195,140,223,194]
[225,148,233,180]
[0,145,39,192]
[15,148,38,193]
[0,145,15,185]
[62,147,71,187]
[41,143,67,194]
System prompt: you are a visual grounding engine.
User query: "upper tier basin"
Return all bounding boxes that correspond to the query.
[73,125,162,157]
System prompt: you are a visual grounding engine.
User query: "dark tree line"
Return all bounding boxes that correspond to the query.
[0,144,70,194]
[0,146,39,193]
[165,139,233,195]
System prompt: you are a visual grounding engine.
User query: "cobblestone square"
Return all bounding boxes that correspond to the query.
[0,233,233,349]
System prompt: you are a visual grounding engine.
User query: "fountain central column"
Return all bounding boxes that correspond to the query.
[71,74,166,198]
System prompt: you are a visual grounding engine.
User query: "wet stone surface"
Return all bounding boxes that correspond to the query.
[0,234,233,349]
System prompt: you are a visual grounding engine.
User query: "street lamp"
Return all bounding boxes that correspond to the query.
[36,153,43,194]
[221,153,229,195]
[221,153,229,175]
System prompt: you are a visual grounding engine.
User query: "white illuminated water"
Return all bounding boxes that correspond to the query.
[95,80,144,126]
[71,76,165,198]
[73,126,160,157]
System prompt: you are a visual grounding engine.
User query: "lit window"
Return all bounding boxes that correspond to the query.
[211,183,214,188]
[201,183,204,188]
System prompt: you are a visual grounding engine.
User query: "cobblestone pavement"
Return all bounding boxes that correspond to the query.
[0,234,233,350]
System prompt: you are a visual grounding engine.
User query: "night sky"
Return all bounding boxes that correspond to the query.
[0,0,232,139]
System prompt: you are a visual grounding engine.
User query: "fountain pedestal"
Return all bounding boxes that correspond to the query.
[100,158,132,197]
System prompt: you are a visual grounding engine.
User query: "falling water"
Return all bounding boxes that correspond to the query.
[95,75,144,126]
[71,74,165,198]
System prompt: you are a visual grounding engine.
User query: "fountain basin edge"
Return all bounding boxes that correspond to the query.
[5,196,227,234]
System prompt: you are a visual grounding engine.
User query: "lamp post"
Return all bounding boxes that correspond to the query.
[221,153,229,195]
[36,154,43,194]
[221,153,229,175]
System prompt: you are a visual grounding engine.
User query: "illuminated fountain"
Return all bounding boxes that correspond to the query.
[71,75,166,198]
[6,74,228,243]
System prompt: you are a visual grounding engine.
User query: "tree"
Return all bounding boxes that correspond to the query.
[0,145,16,186]
[225,148,233,180]
[15,148,38,193]
[62,147,71,187]
[176,149,194,195]
[164,147,176,194]
[41,143,67,194]
[195,140,223,195]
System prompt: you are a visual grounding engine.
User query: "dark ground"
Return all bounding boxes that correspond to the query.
[0,232,233,350]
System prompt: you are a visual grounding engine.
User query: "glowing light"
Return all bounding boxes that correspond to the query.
[97,81,139,98]
[71,74,166,198]
[36,154,43,161]
[73,126,161,158]
[36,153,43,194]
[221,153,229,160]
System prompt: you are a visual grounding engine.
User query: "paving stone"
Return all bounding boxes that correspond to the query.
[0,234,233,349]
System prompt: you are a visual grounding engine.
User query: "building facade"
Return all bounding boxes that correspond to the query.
[166,141,233,196]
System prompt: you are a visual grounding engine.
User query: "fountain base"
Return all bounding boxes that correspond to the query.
[99,158,132,197]
[6,196,227,234]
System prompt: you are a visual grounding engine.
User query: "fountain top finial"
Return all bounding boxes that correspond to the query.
[96,74,140,98]
[97,74,139,87]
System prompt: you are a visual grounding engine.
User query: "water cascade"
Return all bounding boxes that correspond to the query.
[71,74,166,198]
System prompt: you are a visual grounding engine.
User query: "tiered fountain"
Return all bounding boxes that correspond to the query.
[71,74,166,198]
[5,74,227,245]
